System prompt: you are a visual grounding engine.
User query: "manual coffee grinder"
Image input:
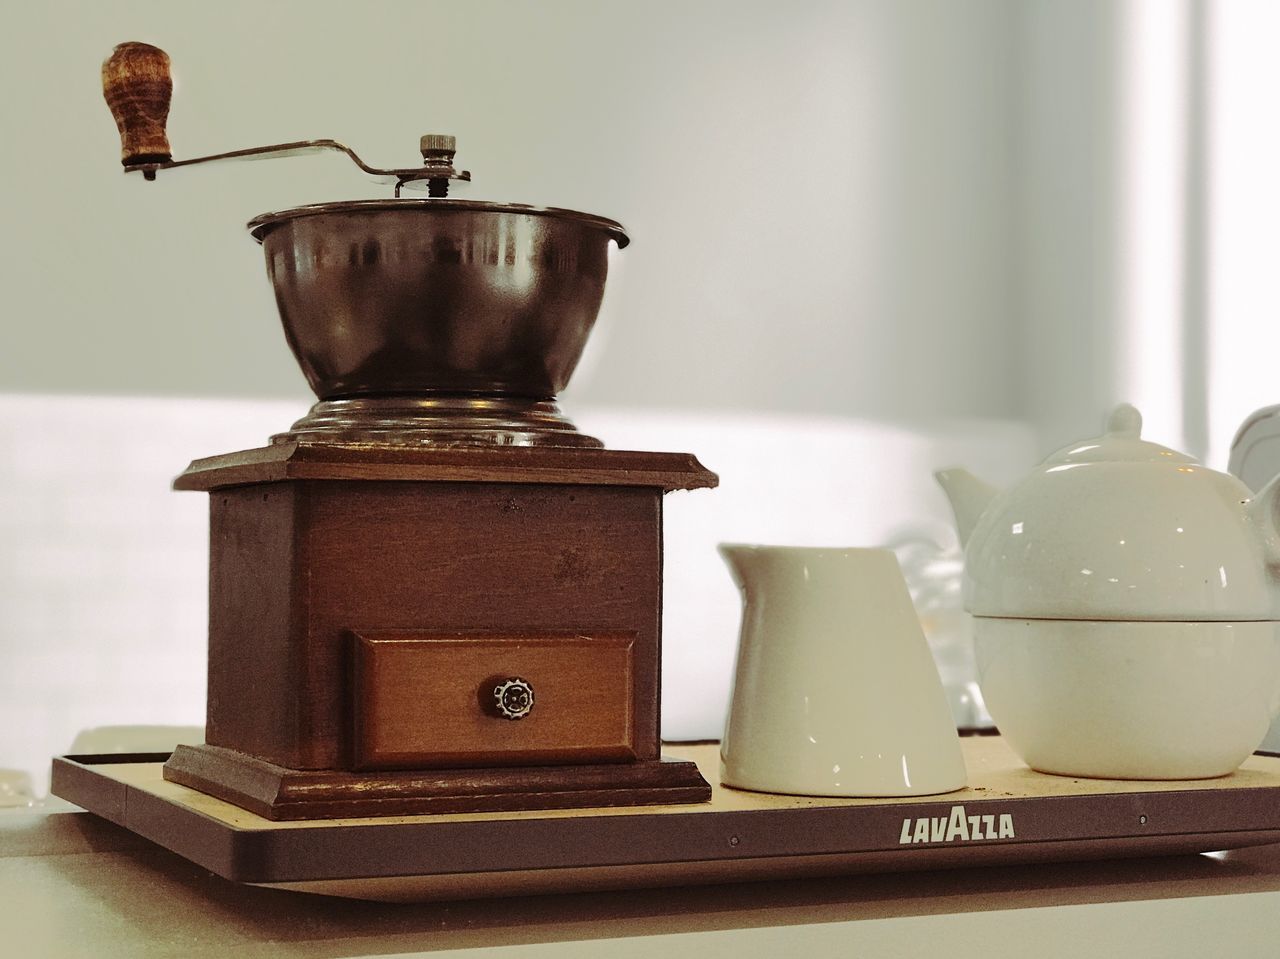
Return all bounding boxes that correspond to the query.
[103,42,716,820]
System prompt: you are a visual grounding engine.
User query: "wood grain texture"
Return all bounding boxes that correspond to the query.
[203,480,665,770]
[310,481,663,767]
[189,442,715,812]
[352,631,637,769]
[173,442,719,493]
[161,744,710,820]
[101,42,172,165]
[205,484,309,766]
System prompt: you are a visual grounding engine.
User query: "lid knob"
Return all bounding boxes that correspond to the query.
[1107,403,1143,437]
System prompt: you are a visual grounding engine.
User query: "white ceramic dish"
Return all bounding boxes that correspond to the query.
[975,619,1280,779]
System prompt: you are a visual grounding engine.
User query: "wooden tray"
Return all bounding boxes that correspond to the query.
[50,737,1280,902]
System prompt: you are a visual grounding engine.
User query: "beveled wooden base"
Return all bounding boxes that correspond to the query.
[163,744,712,821]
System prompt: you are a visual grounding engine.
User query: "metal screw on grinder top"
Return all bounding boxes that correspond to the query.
[420,134,459,197]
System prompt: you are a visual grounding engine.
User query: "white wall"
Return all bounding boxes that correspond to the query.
[1011,0,1128,454]
[1,0,1020,426]
[1009,0,1280,464]
[7,2,1254,456]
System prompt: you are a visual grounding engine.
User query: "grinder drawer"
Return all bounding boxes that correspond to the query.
[351,630,637,770]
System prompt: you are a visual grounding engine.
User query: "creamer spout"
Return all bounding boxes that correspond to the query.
[717,543,760,593]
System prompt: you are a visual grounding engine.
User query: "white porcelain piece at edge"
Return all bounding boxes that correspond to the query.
[718,545,967,798]
[937,404,1280,780]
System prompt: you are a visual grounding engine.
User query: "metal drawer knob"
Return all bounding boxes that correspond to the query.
[493,677,534,720]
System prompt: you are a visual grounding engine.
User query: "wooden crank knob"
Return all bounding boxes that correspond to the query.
[102,42,173,167]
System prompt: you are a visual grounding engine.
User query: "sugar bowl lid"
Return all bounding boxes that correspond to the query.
[942,405,1280,622]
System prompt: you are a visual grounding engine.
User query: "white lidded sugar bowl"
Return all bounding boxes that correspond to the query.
[936,404,1280,779]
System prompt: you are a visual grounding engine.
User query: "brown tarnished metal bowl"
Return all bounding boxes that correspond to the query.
[248,200,628,447]
[250,199,628,399]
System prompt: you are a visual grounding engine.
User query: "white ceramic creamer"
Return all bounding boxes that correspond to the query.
[718,545,966,797]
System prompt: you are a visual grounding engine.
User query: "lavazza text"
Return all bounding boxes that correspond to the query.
[899,806,1016,845]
